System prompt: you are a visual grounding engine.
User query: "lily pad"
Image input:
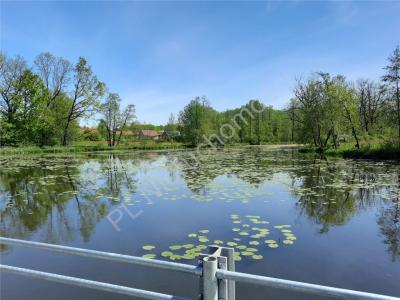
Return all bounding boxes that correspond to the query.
[246,247,258,252]
[198,236,209,243]
[234,255,242,261]
[265,239,276,244]
[169,245,182,250]
[161,251,173,257]
[250,234,262,239]
[142,245,155,251]
[252,254,263,260]
[169,255,182,261]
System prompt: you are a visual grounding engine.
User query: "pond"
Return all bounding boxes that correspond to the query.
[0,147,399,299]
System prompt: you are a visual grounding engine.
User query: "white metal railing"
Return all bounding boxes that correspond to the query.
[0,237,200,275]
[0,264,188,300]
[0,237,399,300]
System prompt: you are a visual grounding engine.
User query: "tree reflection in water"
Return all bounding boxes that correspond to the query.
[0,149,399,261]
[377,174,400,261]
[0,154,145,244]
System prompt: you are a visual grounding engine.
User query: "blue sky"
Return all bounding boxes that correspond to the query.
[1,1,399,125]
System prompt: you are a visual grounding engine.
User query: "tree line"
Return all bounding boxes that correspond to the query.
[1,47,399,149]
[177,97,292,146]
[288,47,399,150]
[0,52,134,147]
[178,47,399,149]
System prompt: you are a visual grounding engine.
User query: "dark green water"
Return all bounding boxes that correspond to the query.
[1,148,399,299]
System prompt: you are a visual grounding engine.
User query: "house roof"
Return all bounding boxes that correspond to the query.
[140,129,160,137]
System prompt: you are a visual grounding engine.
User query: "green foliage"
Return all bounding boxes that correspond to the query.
[323,142,400,160]
[382,46,400,145]
[292,47,399,153]
[1,53,102,147]
[81,127,100,141]
[0,69,50,145]
[178,96,217,146]
[177,99,293,146]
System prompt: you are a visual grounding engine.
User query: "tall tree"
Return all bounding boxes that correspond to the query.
[0,54,27,117]
[165,112,177,131]
[293,76,328,148]
[13,70,50,144]
[293,73,362,149]
[62,57,104,145]
[178,96,216,146]
[251,100,264,145]
[116,104,135,145]
[336,78,361,149]
[0,65,49,145]
[34,52,71,107]
[98,92,135,146]
[382,46,400,145]
[356,79,385,133]
[287,98,299,142]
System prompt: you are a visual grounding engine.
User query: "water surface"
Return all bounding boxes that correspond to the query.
[1,148,399,299]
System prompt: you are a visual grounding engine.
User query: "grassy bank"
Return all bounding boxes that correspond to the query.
[0,142,303,156]
[0,141,186,155]
[299,143,400,160]
[4,141,397,160]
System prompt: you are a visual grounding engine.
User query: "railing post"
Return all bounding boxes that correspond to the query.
[225,248,235,300]
[217,256,228,300]
[202,256,218,300]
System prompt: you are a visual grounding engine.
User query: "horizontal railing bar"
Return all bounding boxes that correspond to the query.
[0,237,201,276]
[216,270,399,300]
[2,237,398,300]
[1,264,189,300]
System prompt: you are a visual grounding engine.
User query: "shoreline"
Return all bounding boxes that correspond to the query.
[1,143,398,161]
[299,145,400,160]
[0,143,302,156]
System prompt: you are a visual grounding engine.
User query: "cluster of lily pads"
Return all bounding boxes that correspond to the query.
[140,214,297,262]
[228,214,296,258]
[136,177,269,204]
[2,153,398,211]
[142,243,208,260]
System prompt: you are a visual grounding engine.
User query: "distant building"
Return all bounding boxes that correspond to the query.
[160,130,180,141]
[138,129,161,140]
